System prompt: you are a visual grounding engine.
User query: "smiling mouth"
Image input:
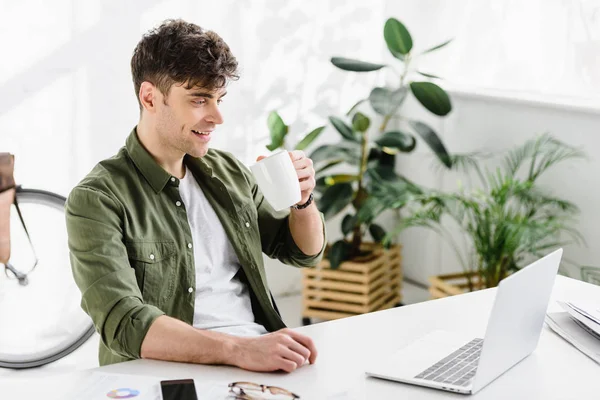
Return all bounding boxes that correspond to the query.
[192,129,211,136]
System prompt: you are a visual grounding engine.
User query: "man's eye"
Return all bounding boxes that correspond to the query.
[217,99,223,105]
[194,99,206,105]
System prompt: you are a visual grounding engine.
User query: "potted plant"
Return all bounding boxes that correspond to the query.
[367,133,584,297]
[266,18,455,321]
[313,17,454,270]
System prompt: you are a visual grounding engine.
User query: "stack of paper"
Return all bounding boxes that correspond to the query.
[545,300,600,364]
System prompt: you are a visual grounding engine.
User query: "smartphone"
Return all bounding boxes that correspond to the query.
[160,379,198,400]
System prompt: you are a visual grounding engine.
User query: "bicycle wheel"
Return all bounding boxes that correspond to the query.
[0,188,95,369]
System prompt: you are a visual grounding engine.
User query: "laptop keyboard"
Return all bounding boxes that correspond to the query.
[414,338,483,387]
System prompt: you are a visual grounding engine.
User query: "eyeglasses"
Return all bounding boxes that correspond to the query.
[228,381,300,399]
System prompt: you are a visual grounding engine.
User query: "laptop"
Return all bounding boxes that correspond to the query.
[365,248,562,395]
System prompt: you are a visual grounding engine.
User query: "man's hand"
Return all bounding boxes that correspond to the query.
[256,150,315,206]
[231,328,318,373]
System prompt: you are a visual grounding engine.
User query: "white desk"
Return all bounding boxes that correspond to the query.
[97,276,600,399]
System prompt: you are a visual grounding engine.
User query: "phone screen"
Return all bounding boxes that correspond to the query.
[160,379,198,400]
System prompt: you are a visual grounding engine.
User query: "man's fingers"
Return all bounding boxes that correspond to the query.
[284,330,318,364]
[279,345,306,368]
[284,336,311,362]
[288,150,305,161]
[292,157,312,170]
[296,167,314,179]
[278,357,298,373]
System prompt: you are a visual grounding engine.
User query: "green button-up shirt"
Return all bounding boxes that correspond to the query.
[65,128,326,366]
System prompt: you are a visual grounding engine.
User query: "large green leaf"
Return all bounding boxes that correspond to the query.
[409,121,452,168]
[266,111,288,150]
[310,145,338,163]
[369,224,387,243]
[409,82,452,116]
[356,196,385,224]
[369,87,408,116]
[266,142,280,151]
[324,174,359,186]
[417,71,442,79]
[316,159,344,175]
[367,167,424,198]
[331,57,386,72]
[367,165,399,182]
[368,147,382,162]
[342,214,357,236]
[315,176,328,193]
[310,143,360,165]
[329,240,352,269]
[329,116,358,142]
[421,38,453,54]
[367,147,396,167]
[384,18,413,59]
[375,131,416,153]
[319,183,354,219]
[295,126,325,151]
[352,112,370,133]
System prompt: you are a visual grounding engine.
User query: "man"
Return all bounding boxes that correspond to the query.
[65,19,326,372]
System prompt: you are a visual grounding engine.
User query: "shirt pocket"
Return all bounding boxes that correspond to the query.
[125,240,177,307]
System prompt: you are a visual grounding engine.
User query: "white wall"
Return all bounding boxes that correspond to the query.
[0,0,389,193]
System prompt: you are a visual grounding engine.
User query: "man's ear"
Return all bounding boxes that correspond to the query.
[139,81,157,113]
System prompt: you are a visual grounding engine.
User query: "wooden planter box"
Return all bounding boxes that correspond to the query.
[301,243,402,321]
[428,271,484,299]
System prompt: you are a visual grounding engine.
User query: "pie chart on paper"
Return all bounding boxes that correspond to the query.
[106,388,140,398]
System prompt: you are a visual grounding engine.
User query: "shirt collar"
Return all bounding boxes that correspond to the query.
[126,127,213,193]
[184,154,214,180]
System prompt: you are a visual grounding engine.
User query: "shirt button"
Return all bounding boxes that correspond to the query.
[170,177,176,182]
[187,243,193,249]
[188,287,194,293]
[176,201,182,207]
[149,254,155,260]
[245,222,250,228]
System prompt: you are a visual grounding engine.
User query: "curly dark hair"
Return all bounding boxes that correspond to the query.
[131,19,239,109]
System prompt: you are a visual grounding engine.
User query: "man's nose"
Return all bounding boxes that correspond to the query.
[206,104,224,125]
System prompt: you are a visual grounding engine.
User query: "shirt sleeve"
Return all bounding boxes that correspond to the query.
[65,186,165,359]
[237,161,327,267]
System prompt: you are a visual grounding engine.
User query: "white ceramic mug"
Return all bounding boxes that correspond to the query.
[250,150,301,211]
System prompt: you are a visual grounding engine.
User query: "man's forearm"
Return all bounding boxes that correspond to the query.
[288,202,324,256]
[140,315,238,364]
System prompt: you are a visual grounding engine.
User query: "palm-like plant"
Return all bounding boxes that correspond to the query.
[266,18,455,269]
[366,134,585,289]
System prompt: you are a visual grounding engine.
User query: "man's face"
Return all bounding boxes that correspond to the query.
[154,83,226,158]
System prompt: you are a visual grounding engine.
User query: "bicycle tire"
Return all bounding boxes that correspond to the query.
[0,188,95,369]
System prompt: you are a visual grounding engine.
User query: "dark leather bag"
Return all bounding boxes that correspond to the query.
[0,153,16,264]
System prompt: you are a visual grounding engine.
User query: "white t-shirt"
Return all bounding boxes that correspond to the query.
[178,168,268,336]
